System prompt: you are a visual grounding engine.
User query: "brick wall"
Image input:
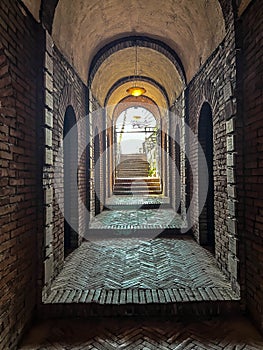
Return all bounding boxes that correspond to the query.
[185,1,240,292]
[0,1,41,349]
[238,0,263,331]
[50,47,87,280]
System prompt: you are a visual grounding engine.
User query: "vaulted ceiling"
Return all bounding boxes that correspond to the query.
[52,0,226,86]
[91,46,183,107]
[21,0,237,107]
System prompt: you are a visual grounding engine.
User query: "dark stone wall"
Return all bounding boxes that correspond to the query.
[0,1,41,349]
[238,0,263,332]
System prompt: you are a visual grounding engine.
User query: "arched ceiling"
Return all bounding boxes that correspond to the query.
[112,97,161,123]
[106,81,167,119]
[21,0,228,109]
[52,0,226,83]
[91,47,183,107]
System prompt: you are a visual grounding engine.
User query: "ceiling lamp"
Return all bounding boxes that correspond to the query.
[127,86,146,97]
[126,42,146,97]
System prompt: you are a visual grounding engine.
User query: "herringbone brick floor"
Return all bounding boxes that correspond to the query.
[46,237,238,304]
[19,316,263,349]
[89,209,184,230]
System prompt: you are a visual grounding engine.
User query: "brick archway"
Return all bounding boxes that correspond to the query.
[57,84,83,129]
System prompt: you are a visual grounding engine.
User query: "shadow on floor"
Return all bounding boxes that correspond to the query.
[19,316,263,349]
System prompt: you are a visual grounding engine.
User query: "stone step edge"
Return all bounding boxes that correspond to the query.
[114,182,161,190]
[104,204,172,210]
[86,228,186,236]
[113,191,163,195]
[45,287,240,305]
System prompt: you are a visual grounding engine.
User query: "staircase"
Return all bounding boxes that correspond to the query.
[116,154,150,178]
[113,177,162,195]
[114,154,162,195]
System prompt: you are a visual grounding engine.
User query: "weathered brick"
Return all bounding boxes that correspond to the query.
[0,2,39,349]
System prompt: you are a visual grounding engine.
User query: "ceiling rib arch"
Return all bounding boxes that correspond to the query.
[88,36,186,87]
[105,76,169,107]
[112,96,161,123]
[91,45,184,107]
[106,81,168,117]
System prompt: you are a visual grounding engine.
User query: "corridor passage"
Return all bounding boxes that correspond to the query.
[1,1,262,349]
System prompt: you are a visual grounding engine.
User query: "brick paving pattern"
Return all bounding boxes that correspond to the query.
[46,238,238,304]
[89,209,185,230]
[19,317,263,349]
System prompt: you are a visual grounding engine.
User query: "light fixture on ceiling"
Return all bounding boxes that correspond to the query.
[126,42,146,97]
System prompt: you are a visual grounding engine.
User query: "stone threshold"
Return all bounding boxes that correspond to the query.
[45,287,239,305]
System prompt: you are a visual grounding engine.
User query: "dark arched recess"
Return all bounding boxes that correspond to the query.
[198,102,215,252]
[63,105,79,256]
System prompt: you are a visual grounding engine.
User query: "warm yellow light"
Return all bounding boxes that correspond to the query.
[126,86,146,97]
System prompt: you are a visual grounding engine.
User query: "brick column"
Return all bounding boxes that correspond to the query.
[42,31,54,299]
[224,80,239,294]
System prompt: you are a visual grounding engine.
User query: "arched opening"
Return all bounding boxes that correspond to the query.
[63,106,79,257]
[112,106,162,195]
[94,127,101,215]
[115,107,158,176]
[175,126,181,213]
[198,102,215,252]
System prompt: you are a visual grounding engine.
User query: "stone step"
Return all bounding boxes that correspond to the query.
[117,171,150,175]
[113,188,162,193]
[104,195,171,210]
[113,177,162,195]
[113,191,163,195]
[117,157,150,178]
[118,162,150,166]
[117,167,149,172]
[113,188,161,193]
[118,160,149,165]
[115,177,161,183]
[105,203,171,210]
[117,175,152,179]
[120,154,147,161]
[117,170,149,175]
[42,238,241,321]
[114,181,161,186]
[114,182,161,187]
[42,290,240,320]
[86,227,183,240]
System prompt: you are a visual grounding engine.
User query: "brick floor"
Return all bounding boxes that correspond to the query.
[89,209,185,230]
[19,316,263,349]
[45,237,238,305]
